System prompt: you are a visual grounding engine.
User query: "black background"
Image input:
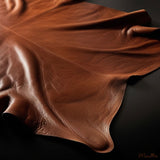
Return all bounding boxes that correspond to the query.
[1,0,160,160]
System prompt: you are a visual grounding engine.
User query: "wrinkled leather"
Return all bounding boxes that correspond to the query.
[0,0,160,153]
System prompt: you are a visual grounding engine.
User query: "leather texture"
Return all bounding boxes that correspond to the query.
[0,0,160,153]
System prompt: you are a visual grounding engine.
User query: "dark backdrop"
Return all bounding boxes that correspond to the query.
[0,0,160,160]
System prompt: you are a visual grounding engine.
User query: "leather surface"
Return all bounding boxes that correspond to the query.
[0,0,160,153]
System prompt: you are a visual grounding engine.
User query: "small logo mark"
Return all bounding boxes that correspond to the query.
[138,152,159,159]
